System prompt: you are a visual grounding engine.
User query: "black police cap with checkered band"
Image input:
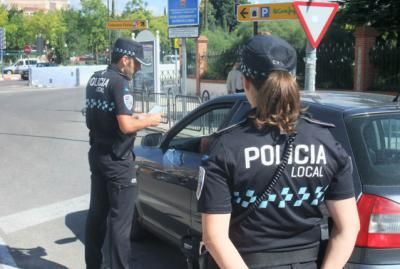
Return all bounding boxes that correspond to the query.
[240,35,297,80]
[113,37,151,66]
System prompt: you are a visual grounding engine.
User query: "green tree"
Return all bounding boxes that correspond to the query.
[340,0,400,44]
[81,0,108,64]
[4,8,27,50]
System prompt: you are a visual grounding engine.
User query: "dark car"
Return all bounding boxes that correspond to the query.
[133,91,400,268]
[21,62,58,80]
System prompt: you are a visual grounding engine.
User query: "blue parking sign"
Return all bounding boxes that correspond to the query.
[168,0,199,26]
[261,7,270,18]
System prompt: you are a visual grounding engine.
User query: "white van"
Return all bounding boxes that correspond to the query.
[4,58,38,74]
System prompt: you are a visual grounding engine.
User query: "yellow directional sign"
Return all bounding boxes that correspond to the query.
[237,3,297,22]
[106,20,148,30]
[132,20,148,30]
[173,38,180,49]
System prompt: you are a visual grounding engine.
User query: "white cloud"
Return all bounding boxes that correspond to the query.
[148,4,165,16]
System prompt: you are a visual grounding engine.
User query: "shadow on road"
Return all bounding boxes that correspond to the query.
[4,245,68,269]
[62,210,187,269]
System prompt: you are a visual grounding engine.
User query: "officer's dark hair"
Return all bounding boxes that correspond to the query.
[111,51,124,64]
[246,71,300,134]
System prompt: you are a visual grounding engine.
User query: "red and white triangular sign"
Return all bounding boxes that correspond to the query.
[293,1,339,48]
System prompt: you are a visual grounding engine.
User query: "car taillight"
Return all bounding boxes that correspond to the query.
[356,194,400,248]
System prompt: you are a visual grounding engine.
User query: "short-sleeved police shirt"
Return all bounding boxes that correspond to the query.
[197,116,355,254]
[86,65,136,158]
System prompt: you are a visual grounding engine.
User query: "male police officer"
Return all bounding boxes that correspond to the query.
[85,38,161,269]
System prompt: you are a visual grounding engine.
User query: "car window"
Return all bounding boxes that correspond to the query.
[168,106,233,153]
[346,113,400,185]
[16,61,23,66]
[176,107,232,139]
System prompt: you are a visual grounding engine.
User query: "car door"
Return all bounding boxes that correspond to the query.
[137,102,235,244]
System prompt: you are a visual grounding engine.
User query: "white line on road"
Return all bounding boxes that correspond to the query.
[0,194,89,235]
[0,235,19,269]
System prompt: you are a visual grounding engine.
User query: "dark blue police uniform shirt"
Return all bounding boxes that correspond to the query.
[85,65,135,158]
[197,114,355,254]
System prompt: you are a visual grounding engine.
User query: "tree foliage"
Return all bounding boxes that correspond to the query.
[340,0,400,43]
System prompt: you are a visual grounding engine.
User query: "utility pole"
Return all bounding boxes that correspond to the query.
[204,0,208,31]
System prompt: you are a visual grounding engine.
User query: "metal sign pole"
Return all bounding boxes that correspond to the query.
[181,38,187,95]
[304,41,317,92]
[1,49,3,79]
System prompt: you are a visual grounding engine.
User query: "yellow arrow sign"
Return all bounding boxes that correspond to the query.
[106,20,148,30]
[132,20,148,30]
[237,3,297,22]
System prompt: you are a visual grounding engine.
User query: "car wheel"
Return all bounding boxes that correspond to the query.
[130,206,148,241]
[6,70,12,75]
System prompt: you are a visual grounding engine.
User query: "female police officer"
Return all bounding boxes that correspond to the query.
[197,35,360,269]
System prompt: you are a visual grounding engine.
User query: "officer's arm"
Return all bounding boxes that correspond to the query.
[202,213,248,269]
[321,198,360,269]
[116,114,161,134]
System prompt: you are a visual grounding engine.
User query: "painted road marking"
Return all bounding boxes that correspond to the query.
[0,194,89,234]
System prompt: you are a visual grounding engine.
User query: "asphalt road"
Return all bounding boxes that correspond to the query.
[0,81,187,269]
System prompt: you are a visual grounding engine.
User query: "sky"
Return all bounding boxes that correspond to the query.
[69,0,167,16]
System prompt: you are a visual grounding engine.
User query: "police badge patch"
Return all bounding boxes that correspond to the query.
[123,95,133,110]
[196,166,206,200]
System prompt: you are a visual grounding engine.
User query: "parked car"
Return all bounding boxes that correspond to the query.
[163,54,179,64]
[133,91,400,268]
[21,62,58,80]
[3,58,38,75]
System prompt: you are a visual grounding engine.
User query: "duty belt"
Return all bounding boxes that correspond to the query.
[242,246,319,267]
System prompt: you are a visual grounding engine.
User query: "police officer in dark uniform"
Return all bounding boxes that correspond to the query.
[197,35,360,269]
[85,38,161,269]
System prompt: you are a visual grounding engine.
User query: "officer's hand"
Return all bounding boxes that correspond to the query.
[146,113,161,127]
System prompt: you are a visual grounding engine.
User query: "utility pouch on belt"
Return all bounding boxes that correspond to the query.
[112,135,135,159]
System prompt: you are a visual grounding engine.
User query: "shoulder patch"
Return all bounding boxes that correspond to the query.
[301,116,335,128]
[196,166,206,200]
[123,95,133,110]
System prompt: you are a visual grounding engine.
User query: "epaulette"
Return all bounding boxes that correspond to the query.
[213,118,248,136]
[301,116,335,128]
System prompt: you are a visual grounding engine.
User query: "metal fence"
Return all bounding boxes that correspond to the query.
[371,43,400,91]
[133,90,202,128]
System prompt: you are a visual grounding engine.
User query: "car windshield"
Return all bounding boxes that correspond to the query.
[346,112,400,185]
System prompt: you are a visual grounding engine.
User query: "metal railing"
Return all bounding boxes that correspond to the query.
[133,90,202,128]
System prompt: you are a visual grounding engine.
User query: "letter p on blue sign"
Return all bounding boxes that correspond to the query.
[261,7,270,18]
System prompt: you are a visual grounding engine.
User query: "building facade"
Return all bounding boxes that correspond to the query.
[3,0,70,14]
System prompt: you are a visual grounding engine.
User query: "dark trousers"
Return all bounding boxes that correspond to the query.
[206,260,317,269]
[85,147,136,269]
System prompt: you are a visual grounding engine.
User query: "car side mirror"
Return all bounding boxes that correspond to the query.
[141,133,163,147]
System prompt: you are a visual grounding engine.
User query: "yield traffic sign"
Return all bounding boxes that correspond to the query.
[293,1,339,48]
[237,3,297,22]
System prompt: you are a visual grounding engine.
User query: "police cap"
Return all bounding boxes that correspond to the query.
[240,35,297,80]
[113,37,150,66]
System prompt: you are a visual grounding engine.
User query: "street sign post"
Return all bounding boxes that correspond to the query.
[168,0,200,95]
[106,20,148,30]
[293,1,339,92]
[0,28,5,78]
[168,0,199,27]
[237,3,297,22]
